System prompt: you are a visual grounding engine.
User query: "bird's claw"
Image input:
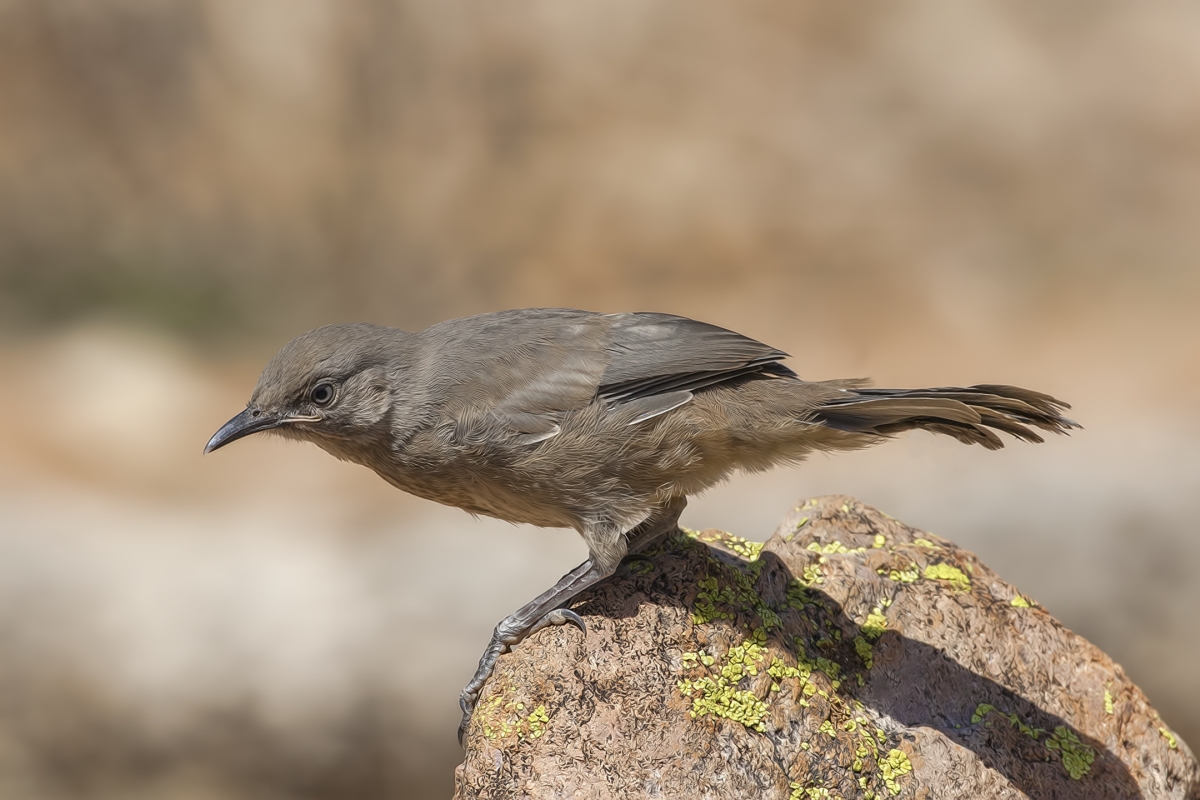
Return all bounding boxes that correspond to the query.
[528,607,587,636]
[457,608,587,746]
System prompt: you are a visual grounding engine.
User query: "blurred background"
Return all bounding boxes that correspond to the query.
[0,1,1198,797]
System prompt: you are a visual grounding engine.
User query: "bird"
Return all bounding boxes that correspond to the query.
[204,308,1078,743]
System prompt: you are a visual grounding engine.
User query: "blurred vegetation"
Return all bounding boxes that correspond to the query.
[2,1,1198,346]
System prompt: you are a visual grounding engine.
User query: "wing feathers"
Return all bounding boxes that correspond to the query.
[598,313,792,408]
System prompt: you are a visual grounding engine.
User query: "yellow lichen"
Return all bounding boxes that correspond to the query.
[853,605,889,669]
[727,536,764,561]
[923,563,971,592]
[679,516,930,798]
[880,749,912,796]
[782,520,811,544]
[800,563,825,587]
[862,609,888,639]
[677,629,772,731]
[880,565,919,583]
[1160,727,1178,750]
[479,693,552,742]
[527,705,550,739]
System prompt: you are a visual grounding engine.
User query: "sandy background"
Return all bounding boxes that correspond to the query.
[0,2,1197,798]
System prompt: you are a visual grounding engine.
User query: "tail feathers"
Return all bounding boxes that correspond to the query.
[813,384,1079,450]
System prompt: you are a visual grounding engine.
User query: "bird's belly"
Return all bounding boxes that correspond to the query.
[376,465,580,529]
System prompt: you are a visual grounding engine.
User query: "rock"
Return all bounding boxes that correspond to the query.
[453,495,1198,800]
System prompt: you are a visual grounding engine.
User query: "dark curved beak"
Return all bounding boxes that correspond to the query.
[204,407,284,454]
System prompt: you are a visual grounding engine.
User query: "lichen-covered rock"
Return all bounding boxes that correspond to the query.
[453,495,1198,800]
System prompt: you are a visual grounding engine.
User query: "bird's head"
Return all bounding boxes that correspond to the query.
[205,323,406,456]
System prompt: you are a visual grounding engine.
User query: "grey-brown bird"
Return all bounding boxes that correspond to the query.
[204,308,1077,743]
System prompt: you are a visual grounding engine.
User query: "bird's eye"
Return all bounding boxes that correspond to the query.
[310,383,336,406]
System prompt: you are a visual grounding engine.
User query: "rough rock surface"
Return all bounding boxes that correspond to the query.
[454,495,1198,800]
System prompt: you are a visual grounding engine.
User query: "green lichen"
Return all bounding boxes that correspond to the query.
[687,532,788,629]
[627,559,655,575]
[1011,714,1042,739]
[680,515,928,798]
[971,703,996,723]
[692,575,738,625]
[880,565,919,583]
[854,604,889,669]
[1046,726,1096,780]
[479,693,553,742]
[728,536,764,561]
[880,749,912,796]
[972,703,1044,739]
[527,705,550,739]
[767,656,805,683]
[807,540,868,556]
[693,572,776,629]
[974,704,1093,780]
[799,563,825,588]
[684,528,764,561]
[681,650,715,668]
[923,563,971,592]
[783,515,811,543]
[677,628,772,731]
[862,609,888,639]
[854,636,875,669]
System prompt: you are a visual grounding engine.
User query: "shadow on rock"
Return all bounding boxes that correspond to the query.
[457,496,1198,800]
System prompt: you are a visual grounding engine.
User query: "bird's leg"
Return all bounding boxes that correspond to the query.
[457,497,686,745]
[457,556,611,745]
[618,495,688,572]
[626,495,686,556]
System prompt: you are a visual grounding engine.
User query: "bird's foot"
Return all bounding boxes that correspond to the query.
[457,606,587,745]
[458,635,507,746]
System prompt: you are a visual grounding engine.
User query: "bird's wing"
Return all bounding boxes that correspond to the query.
[596,312,793,414]
[430,309,792,442]
[428,309,612,443]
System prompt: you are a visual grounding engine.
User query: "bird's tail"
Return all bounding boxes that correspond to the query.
[811,384,1079,450]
